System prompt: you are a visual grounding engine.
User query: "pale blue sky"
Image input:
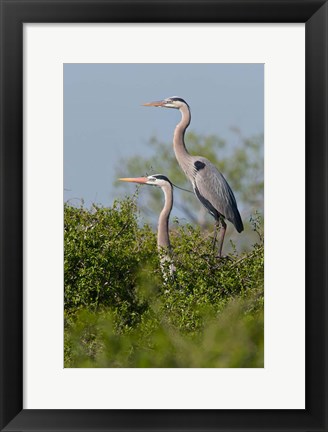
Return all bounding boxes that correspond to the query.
[64,64,263,209]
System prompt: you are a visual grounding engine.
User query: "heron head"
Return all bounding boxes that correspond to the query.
[143,96,189,110]
[119,174,172,188]
[146,174,173,187]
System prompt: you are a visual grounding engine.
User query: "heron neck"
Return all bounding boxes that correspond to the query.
[173,104,193,173]
[157,184,173,250]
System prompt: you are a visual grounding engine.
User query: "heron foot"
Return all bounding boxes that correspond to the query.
[215,255,233,261]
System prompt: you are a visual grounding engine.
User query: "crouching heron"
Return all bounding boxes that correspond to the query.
[119,174,175,277]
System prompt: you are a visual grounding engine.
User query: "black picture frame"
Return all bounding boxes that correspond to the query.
[0,1,327,431]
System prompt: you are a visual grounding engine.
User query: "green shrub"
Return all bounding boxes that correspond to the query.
[64,197,264,368]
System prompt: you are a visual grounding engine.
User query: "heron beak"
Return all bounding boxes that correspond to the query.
[119,177,148,184]
[142,100,165,107]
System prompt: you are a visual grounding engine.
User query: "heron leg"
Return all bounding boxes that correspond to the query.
[212,220,220,250]
[217,217,227,258]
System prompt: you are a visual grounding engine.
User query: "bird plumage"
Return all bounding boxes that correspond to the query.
[119,174,175,277]
[143,96,244,255]
[191,156,243,233]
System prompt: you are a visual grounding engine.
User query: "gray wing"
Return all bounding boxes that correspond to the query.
[192,157,244,233]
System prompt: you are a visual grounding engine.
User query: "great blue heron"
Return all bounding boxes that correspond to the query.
[119,174,175,276]
[143,96,244,256]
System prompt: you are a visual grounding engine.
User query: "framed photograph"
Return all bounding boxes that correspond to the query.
[0,1,327,431]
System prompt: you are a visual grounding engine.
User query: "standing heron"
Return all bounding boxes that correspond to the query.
[143,96,243,257]
[119,174,175,276]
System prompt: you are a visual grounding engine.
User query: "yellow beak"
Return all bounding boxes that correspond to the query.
[142,100,164,107]
[119,177,148,184]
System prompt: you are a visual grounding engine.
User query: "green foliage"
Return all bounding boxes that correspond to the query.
[64,197,157,326]
[64,197,264,368]
[65,298,263,368]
